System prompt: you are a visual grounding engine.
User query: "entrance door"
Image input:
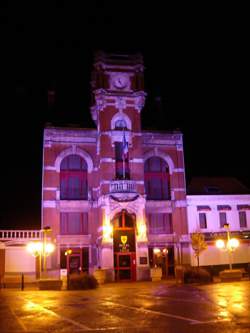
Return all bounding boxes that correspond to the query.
[149,246,175,278]
[112,210,136,281]
[69,255,81,274]
[61,248,89,274]
[114,253,136,281]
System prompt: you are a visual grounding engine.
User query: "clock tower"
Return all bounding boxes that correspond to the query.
[91,52,149,281]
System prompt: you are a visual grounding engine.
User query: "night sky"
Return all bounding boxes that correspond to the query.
[1,3,249,229]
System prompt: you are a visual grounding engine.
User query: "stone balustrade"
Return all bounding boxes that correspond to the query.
[0,230,41,240]
[110,180,137,193]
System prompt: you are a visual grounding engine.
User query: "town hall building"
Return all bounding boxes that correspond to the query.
[1,52,250,283]
[42,52,188,281]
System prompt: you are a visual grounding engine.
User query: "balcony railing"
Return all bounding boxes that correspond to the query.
[110,180,137,193]
[0,230,41,240]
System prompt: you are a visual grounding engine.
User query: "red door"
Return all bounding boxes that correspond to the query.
[114,253,136,281]
[112,210,137,282]
[66,249,82,274]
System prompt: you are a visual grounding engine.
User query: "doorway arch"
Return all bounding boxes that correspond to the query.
[112,210,136,281]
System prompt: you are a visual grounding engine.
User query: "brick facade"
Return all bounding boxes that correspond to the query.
[41,52,189,281]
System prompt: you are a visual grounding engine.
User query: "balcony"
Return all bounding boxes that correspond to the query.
[110,180,137,193]
[0,230,41,241]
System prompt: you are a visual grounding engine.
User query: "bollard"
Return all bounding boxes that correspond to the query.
[21,273,24,291]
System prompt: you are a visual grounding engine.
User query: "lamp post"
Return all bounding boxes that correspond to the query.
[216,223,239,270]
[42,226,52,276]
[26,242,43,279]
[26,232,55,279]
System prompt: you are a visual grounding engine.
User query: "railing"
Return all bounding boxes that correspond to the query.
[0,230,41,240]
[110,180,137,193]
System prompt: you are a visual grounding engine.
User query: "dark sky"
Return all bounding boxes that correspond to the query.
[1,3,249,228]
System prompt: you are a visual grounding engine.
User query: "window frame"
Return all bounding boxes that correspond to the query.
[239,211,247,228]
[60,155,88,200]
[147,213,173,234]
[144,157,170,200]
[199,212,207,229]
[219,212,227,228]
[60,212,88,235]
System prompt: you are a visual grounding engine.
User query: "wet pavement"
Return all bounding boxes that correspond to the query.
[1,280,250,332]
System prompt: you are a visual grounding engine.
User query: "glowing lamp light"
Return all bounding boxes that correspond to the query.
[103,224,113,241]
[137,223,147,241]
[162,248,168,255]
[228,238,239,249]
[26,241,55,257]
[65,249,72,256]
[26,242,43,257]
[45,243,55,255]
[216,239,225,249]
[153,248,161,254]
[138,223,146,235]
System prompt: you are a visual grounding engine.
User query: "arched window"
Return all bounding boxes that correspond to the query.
[115,119,127,130]
[60,155,88,200]
[144,157,170,200]
[112,210,135,229]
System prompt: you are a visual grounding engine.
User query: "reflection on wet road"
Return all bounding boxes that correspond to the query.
[0,280,250,332]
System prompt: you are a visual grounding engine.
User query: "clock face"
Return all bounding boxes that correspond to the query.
[113,75,129,89]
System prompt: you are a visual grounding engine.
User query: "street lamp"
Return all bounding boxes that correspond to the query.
[41,226,53,276]
[215,223,239,270]
[26,238,55,279]
[26,241,43,279]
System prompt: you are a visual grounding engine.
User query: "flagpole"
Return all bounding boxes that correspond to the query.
[123,153,125,179]
[122,129,128,180]
[123,129,125,179]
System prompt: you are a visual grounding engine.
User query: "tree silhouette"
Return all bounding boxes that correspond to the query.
[191,232,207,267]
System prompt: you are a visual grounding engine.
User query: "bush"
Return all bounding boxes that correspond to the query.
[183,267,211,284]
[69,273,98,290]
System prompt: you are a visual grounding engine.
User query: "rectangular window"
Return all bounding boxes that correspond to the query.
[60,212,88,235]
[147,213,173,234]
[219,212,227,228]
[60,171,87,200]
[199,213,207,229]
[239,211,247,228]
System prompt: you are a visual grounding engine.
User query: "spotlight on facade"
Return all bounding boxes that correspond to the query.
[103,224,113,242]
[137,223,147,241]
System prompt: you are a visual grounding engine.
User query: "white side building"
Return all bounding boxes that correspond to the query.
[187,177,250,270]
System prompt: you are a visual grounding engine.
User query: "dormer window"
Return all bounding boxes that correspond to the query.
[115,119,127,130]
[204,186,221,194]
